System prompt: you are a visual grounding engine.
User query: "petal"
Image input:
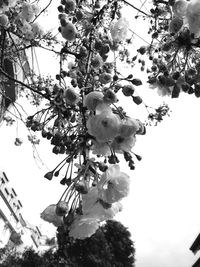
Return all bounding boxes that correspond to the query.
[40,204,63,227]
[69,216,99,239]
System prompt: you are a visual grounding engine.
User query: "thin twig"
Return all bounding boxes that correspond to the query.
[120,0,150,16]
[32,0,53,23]
[0,67,50,99]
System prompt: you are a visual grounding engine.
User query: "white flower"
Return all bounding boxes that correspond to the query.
[186,0,200,35]
[87,201,123,221]
[83,91,104,111]
[20,20,32,34]
[169,16,183,33]
[32,22,44,38]
[21,3,35,22]
[0,4,9,12]
[99,73,112,84]
[98,165,130,204]
[82,187,99,214]
[111,134,136,153]
[40,204,63,227]
[95,102,112,114]
[65,0,76,12]
[61,22,77,41]
[119,117,140,138]
[69,216,99,239]
[110,17,129,42]
[91,140,111,156]
[63,88,79,105]
[68,186,123,239]
[31,4,40,16]
[8,0,17,7]
[86,110,121,142]
[24,30,34,40]
[0,14,9,27]
[91,54,103,69]
[103,89,118,104]
[82,187,122,221]
[173,0,188,18]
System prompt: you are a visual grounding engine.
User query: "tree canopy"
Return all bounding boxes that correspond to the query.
[0,220,135,267]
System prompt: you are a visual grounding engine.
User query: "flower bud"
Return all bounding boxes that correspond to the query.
[103,89,118,104]
[0,14,9,27]
[91,54,103,69]
[169,16,183,33]
[122,84,135,96]
[65,0,76,12]
[64,88,79,105]
[173,0,188,17]
[83,91,104,111]
[99,73,112,84]
[56,201,69,216]
[75,181,89,194]
[61,22,77,41]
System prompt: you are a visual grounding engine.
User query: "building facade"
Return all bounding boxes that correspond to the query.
[0,171,42,250]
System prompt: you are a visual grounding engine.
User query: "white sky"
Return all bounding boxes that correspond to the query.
[0,0,200,266]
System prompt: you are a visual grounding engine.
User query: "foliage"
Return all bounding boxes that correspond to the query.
[57,219,135,267]
[0,246,70,267]
[0,220,134,267]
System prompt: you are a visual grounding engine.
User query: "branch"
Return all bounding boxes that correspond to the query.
[0,29,6,67]
[0,68,50,100]
[120,0,150,17]
[32,0,53,23]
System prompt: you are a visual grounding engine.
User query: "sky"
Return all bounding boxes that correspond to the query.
[0,0,200,266]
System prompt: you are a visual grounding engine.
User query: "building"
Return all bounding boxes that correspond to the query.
[0,171,42,250]
[0,41,31,123]
[190,233,200,267]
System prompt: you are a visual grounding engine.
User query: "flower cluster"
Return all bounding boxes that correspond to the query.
[26,0,148,240]
[18,2,44,40]
[0,1,44,41]
[86,97,143,157]
[136,0,200,99]
[1,0,199,243]
[41,165,129,239]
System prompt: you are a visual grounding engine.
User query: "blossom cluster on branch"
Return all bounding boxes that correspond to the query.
[0,0,188,240]
[38,0,148,239]
[139,0,200,98]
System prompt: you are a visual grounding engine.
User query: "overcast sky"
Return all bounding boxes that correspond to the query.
[0,1,200,266]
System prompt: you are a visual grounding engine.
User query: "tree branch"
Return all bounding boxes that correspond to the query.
[120,0,150,16]
[32,0,53,23]
[0,68,50,100]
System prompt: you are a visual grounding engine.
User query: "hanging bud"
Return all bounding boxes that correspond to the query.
[103,89,118,104]
[44,171,54,180]
[137,46,146,55]
[134,153,142,161]
[131,78,142,86]
[75,181,89,194]
[56,201,69,216]
[122,84,135,96]
[132,95,143,105]
[65,0,76,12]
[171,84,180,98]
[169,17,183,33]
